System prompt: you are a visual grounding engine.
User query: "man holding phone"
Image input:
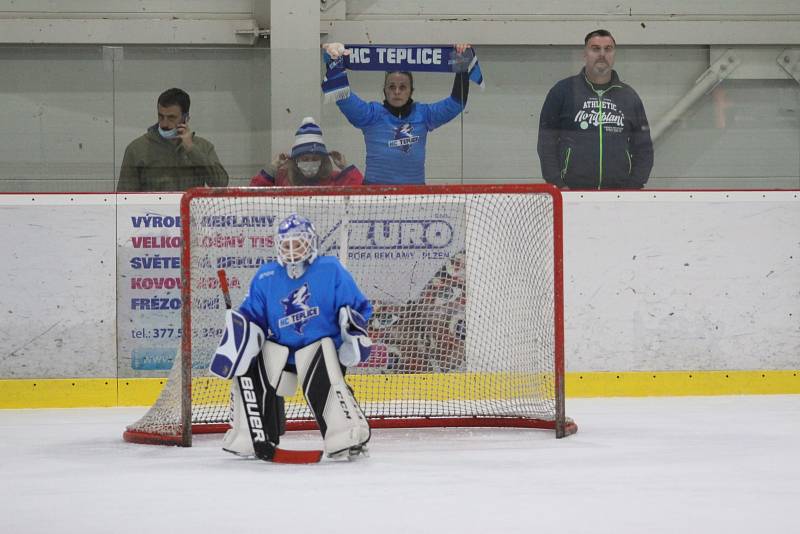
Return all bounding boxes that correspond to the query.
[117,88,229,192]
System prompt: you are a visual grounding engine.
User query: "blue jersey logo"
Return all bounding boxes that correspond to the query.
[278,283,320,334]
[388,123,420,153]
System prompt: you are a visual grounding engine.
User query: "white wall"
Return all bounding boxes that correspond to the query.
[563,192,799,371]
[0,191,797,379]
[0,195,117,377]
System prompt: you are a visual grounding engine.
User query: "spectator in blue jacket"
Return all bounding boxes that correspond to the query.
[322,43,472,185]
[537,30,653,190]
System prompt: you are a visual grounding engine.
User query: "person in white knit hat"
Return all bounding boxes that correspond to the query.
[250,117,363,186]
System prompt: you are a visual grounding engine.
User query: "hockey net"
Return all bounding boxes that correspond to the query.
[124,184,576,446]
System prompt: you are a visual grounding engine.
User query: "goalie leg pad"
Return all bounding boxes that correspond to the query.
[263,340,299,397]
[295,338,370,457]
[222,355,282,460]
[261,340,293,436]
[222,378,256,457]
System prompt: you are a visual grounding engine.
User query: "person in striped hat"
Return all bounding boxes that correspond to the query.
[250,117,363,186]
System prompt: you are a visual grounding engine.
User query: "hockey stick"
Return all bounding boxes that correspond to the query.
[216,269,323,464]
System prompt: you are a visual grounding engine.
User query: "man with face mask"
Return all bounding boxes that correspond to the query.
[250,117,364,187]
[117,88,229,192]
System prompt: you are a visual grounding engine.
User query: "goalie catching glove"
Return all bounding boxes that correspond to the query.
[209,309,266,379]
[338,306,372,367]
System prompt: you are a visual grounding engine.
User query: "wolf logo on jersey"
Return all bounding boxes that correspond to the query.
[278,283,320,334]
[388,123,420,153]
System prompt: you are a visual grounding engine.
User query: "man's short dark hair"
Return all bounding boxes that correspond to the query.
[584,29,616,46]
[157,88,191,113]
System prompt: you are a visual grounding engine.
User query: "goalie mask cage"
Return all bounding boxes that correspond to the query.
[123,184,577,446]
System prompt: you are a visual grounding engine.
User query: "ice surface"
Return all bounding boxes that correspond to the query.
[1,395,798,534]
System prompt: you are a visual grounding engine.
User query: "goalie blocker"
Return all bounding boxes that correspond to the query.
[209,308,265,380]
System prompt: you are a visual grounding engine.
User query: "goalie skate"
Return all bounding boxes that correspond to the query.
[328,443,369,461]
[221,426,257,458]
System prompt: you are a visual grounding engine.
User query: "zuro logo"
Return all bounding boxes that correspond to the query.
[320,219,454,252]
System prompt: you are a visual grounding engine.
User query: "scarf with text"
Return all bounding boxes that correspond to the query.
[322,45,485,101]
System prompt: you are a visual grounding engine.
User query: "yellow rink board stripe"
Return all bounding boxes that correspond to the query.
[0,370,798,409]
[566,370,799,397]
[0,378,169,408]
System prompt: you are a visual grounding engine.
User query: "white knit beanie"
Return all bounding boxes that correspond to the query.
[291,117,328,159]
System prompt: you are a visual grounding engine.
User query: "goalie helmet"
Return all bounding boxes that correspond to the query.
[275,213,318,279]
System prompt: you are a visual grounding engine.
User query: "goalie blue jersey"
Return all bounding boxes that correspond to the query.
[238,256,372,362]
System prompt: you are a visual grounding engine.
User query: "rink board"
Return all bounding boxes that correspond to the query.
[1,370,798,408]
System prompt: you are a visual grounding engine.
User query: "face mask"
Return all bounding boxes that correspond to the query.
[158,126,178,139]
[157,113,188,139]
[297,160,321,177]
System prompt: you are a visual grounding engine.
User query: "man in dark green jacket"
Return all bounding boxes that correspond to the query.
[537,30,653,190]
[117,88,229,192]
